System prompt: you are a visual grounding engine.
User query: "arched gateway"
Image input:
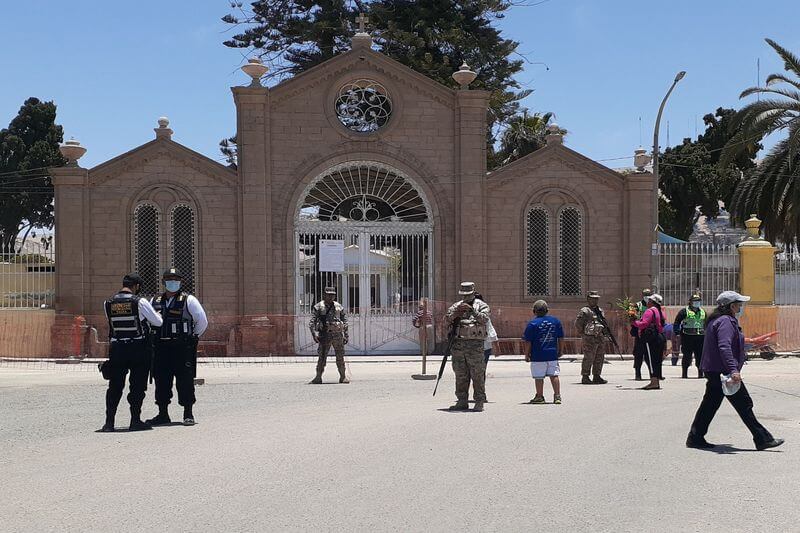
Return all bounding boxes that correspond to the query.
[294,161,434,354]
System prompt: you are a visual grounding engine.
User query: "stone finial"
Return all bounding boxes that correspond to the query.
[739,214,773,248]
[59,138,87,166]
[241,57,269,87]
[634,147,652,172]
[545,123,563,146]
[452,62,477,89]
[154,117,173,140]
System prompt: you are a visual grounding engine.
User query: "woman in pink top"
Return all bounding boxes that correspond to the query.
[631,294,667,390]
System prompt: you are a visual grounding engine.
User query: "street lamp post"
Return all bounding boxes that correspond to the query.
[651,70,686,292]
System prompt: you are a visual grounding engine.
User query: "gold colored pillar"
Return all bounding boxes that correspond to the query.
[737,215,778,339]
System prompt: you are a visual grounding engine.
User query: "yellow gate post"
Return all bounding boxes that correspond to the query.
[737,215,778,339]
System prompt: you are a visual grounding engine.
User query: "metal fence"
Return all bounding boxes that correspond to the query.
[775,250,800,305]
[1,237,56,308]
[658,243,739,306]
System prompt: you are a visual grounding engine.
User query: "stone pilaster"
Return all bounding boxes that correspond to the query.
[624,171,655,294]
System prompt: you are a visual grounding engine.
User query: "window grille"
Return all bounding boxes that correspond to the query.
[335,80,392,132]
[170,204,196,295]
[559,207,583,296]
[525,207,549,295]
[133,203,160,296]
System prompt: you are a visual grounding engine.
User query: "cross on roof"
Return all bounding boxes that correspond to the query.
[356,13,369,33]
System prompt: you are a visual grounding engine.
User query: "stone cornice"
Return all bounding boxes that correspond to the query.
[88,138,238,187]
[51,167,89,186]
[269,48,457,108]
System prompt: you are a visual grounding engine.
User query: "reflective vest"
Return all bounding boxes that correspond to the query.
[636,301,647,319]
[105,292,145,341]
[682,307,706,335]
[152,293,194,341]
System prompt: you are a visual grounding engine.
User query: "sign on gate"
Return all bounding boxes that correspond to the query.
[318,239,345,272]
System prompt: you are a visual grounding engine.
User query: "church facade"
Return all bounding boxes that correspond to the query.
[50,33,654,356]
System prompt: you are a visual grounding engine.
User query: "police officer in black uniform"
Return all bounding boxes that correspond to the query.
[100,273,163,432]
[146,268,208,427]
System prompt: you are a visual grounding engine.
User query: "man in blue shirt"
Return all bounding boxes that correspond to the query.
[522,300,564,404]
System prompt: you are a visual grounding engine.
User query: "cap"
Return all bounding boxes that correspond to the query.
[123,272,143,286]
[163,267,183,279]
[716,290,750,306]
[587,290,600,299]
[458,282,476,295]
[533,299,548,314]
[642,288,652,296]
[648,294,664,305]
[324,286,337,295]
[690,293,702,301]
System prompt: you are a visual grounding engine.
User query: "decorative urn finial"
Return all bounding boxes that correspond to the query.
[59,138,87,166]
[241,57,269,87]
[452,62,477,89]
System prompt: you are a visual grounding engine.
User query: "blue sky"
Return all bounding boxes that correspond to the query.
[1,0,797,169]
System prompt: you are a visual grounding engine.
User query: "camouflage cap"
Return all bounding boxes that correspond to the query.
[458,282,476,295]
[324,286,337,295]
[587,290,601,299]
[642,288,652,296]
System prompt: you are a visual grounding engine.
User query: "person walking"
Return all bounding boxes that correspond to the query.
[309,287,350,384]
[146,268,208,427]
[631,294,666,390]
[99,273,163,432]
[674,293,705,378]
[686,291,784,450]
[575,291,608,385]
[522,300,564,404]
[631,288,652,380]
[445,282,491,412]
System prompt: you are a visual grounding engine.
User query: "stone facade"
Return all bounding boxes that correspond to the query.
[51,36,653,355]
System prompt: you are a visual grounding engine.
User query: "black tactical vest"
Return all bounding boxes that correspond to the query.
[152,293,194,340]
[105,292,145,341]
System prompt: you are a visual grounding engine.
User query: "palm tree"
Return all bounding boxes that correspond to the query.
[492,111,563,169]
[725,39,800,245]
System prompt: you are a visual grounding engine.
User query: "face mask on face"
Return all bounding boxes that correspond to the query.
[736,303,745,318]
[165,280,181,293]
[691,301,702,309]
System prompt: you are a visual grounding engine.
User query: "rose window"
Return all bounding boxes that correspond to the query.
[335,80,392,132]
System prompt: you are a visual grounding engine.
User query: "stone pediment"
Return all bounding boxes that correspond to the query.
[269,47,457,109]
[89,138,238,187]
[488,143,625,191]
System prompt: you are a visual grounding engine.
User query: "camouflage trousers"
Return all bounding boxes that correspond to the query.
[581,335,606,377]
[451,339,487,403]
[316,332,346,375]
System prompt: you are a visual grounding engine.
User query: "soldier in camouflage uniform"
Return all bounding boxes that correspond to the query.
[445,282,491,412]
[309,287,349,384]
[575,291,608,385]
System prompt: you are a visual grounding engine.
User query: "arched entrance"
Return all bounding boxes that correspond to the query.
[294,161,434,354]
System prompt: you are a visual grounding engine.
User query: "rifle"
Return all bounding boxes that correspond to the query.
[594,308,623,357]
[433,319,460,396]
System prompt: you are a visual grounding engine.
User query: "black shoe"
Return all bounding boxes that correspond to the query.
[592,376,608,385]
[581,375,592,385]
[756,438,785,451]
[146,413,171,426]
[448,402,469,411]
[129,419,153,431]
[686,436,715,449]
[99,423,115,432]
[634,371,642,381]
[473,402,484,412]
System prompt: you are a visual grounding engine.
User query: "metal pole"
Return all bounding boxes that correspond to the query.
[652,71,686,292]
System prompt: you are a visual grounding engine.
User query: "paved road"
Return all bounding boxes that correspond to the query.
[1,358,798,532]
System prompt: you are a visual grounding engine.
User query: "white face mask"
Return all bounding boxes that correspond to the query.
[735,303,745,318]
[165,280,181,293]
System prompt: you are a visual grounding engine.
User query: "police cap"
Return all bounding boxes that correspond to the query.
[163,267,183,279]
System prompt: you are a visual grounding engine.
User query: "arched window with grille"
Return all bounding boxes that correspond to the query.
[525,206,549,296]
[170,203,197,295]
[558,206,583,296]
[133,203,161,295]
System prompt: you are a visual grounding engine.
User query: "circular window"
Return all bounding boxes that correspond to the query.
[335,80,392,133]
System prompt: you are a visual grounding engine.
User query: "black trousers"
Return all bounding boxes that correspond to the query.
[633,336,648,373]
[689,373,774,446]
[152,339,197,408]
[106,340,150,419]
[642,337,664,379]
[681,334,704,369]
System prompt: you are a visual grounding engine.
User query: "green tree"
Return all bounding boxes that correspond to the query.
[724,39,800,245]
[658,108,758,240]
[491,111,563,168]
[0,98,65,253]
[222,0,536,167]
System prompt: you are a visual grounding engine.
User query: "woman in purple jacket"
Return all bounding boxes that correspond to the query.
[686,291,784,450]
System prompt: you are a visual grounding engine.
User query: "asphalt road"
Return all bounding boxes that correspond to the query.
[1,358,798,532]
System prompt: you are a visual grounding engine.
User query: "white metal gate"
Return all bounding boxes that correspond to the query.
[295,221,432,354]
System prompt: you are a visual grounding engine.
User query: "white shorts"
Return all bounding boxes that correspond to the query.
[530,360,560,379]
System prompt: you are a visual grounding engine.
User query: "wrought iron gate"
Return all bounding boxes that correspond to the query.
[294,221,433,355]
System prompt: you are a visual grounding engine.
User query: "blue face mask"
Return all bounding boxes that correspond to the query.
[692,301,702,309]
[165,280,181,293]
[735,304,745,318]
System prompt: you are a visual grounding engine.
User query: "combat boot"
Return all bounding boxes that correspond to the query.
[129,418,153,431]
[592,375,607,385]
[338,366,349,384]
[146,405,171,426]
[473,402,484,412]
[448,402,469,411]
[581,375,592,385]
[309,373,323,384]
[99,417,115,432]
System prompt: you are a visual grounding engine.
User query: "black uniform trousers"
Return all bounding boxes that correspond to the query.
[106,339,150,419]
[632,336,648,374]
[681,334,704,369]
[152,338,197,408]
[689,372,774,446]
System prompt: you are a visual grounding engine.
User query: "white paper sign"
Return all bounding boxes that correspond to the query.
[319,239,345,272]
